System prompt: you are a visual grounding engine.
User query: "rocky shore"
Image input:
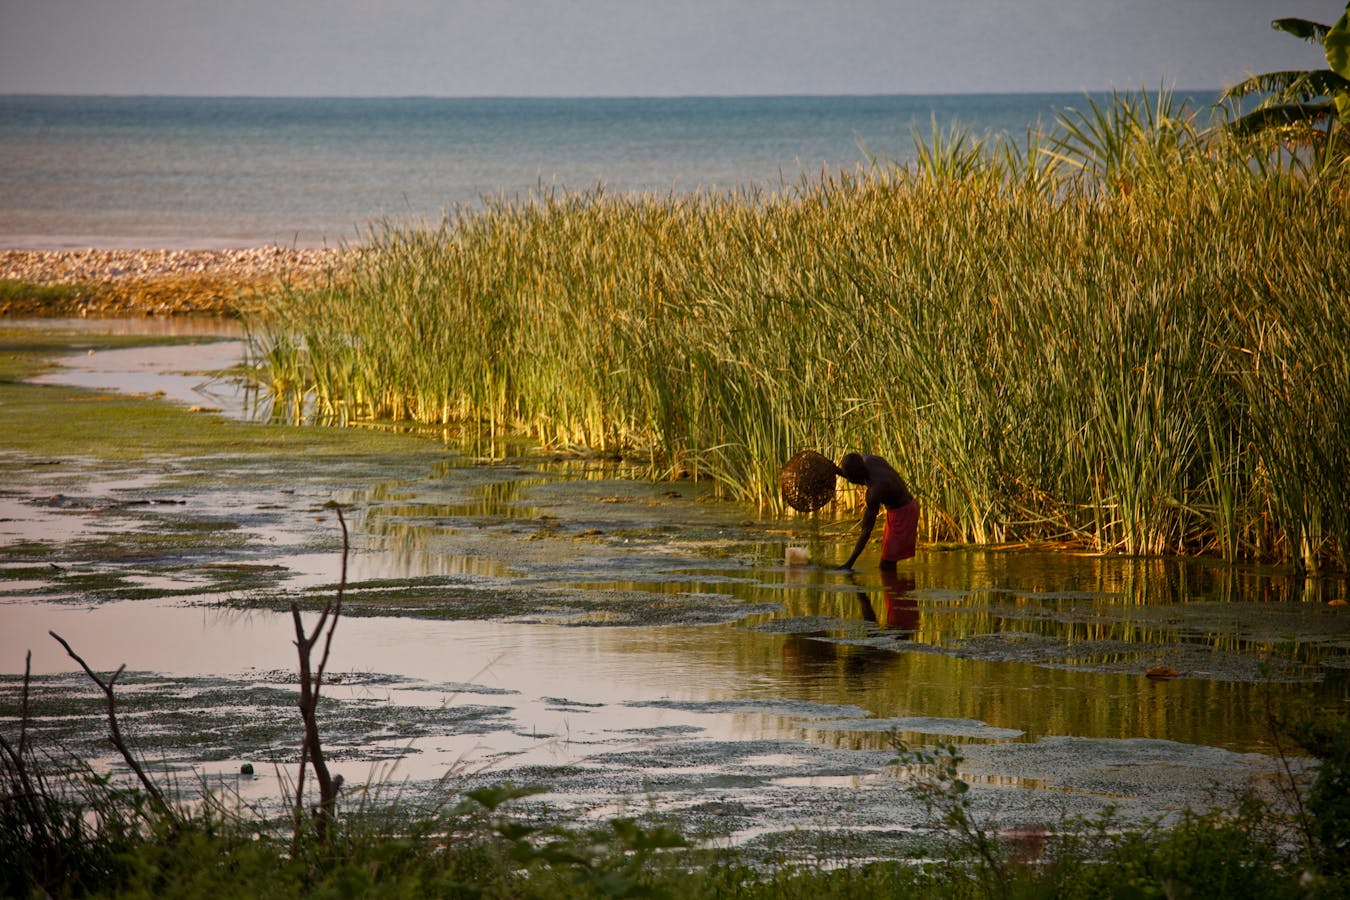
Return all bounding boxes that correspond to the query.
[0,246,346,317]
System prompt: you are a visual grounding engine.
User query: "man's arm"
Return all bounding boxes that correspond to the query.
[840,501,880,569]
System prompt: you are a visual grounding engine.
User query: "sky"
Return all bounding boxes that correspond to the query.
[0,0,1339,97]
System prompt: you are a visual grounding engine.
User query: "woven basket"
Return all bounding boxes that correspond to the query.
[780,450,838,512]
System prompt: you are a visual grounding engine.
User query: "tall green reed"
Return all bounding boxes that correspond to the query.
[251,92,1350,568]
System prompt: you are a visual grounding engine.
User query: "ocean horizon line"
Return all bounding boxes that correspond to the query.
[0,87,1219,102]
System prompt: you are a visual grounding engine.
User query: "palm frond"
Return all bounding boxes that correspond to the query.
[1227,100,1338,137]
[1271,17,1332,44]
[1223,69,1350,102]
[1328,6,1350,80]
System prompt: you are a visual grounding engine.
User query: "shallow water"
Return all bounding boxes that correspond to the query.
[29,337,251,414]
[3,320,1348,849]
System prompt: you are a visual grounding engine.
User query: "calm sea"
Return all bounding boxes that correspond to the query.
[0,93,1215,250]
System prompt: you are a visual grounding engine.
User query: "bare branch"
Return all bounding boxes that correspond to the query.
[48,630,175,825]
[316,506,348,680]
[289,503,350,845]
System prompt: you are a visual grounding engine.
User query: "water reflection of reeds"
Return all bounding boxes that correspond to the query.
[712,644,1285,753]
[769,581,1343,672]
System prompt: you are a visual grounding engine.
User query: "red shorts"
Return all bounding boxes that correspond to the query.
[882,499,920,563]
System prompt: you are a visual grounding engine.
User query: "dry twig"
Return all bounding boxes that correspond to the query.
[47,631,176,826]
[290,503,348,847]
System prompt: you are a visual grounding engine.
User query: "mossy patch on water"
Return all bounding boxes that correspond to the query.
[6,494,296,602]
[0,669,513,776]
[0,564,62,581]
[231,575,781,627]
[71,522,247,560]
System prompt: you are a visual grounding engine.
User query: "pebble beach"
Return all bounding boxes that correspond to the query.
[0,246,346,317]
[0,246,342,286]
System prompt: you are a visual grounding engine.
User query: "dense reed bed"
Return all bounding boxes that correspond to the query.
[251,94,1350,569]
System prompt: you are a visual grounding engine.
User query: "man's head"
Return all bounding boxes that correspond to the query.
[838,453,868,485]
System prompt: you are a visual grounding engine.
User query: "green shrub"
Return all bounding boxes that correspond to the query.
[1285,712,1350,880]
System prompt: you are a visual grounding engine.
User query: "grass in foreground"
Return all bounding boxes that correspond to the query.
[4,715,1349,899]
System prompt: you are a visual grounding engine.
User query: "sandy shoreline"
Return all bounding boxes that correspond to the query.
[0,246,347,316]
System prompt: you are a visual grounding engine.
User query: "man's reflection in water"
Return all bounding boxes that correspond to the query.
[857,569,918,635]
[777,570,920,685]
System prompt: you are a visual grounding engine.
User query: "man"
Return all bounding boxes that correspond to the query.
[835,453,919,570]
